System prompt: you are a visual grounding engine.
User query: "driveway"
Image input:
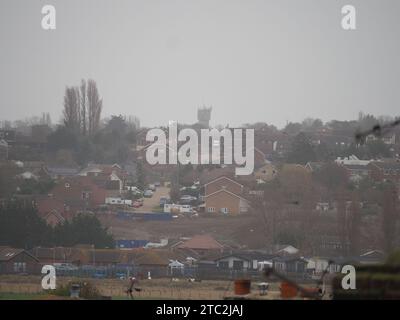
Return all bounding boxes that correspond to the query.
[139,186,170,212]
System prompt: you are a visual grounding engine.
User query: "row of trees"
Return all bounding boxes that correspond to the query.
[283,113,396,136]
[0,202,114,249]
[63,79,102,136]
[47,115,138,165]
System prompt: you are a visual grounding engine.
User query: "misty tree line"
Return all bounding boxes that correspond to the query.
[252,164,399,255]
[0,201,114,249]
[285,131,392,166]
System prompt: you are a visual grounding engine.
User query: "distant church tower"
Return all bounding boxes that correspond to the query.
[197,106,212,128]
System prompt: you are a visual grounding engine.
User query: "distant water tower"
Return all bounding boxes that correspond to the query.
[197,106,212,128]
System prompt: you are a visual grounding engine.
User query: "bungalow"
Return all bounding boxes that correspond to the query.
[275,245,300,256]
[215,252,276,271]
[30,247,87,265]
[359,250,385,265]
[272,256,308,275]
[176,234,224,257]
[328,257,360,273]
[0,247,40,274]
[306,257,332,276]
[133,250,169,277]
[89,249,122,266]
[307,251,385,277]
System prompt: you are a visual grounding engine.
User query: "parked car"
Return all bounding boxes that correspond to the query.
[144,190,153,198]
[93,272,107,279]
[53,263,78,271]
[115,272,127,279]
[154,182,161,187]
[133,201,142,208]
[179,195,197,205]
[159,196,170,207]
[126,186,143,197]
[148,184,156,191]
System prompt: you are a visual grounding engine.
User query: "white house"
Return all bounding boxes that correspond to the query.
[215,252,276,271]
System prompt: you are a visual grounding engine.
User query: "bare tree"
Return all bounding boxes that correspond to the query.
[87,79,102,135]
[252,187,283,247]
[63,86,80,130]
[336,190,349,256]
[80,79,87,136]
[381,183,398,254]
[348,192,361,256]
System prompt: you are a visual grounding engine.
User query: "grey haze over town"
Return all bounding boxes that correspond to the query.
[1,0,400,128]
[2,0,400,303]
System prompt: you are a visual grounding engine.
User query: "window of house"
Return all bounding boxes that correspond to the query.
[233,260,244,270]
[13,262,26,273]
[221,207,229,214]
[82,192,91,200]
[219,261,229,269]
[207,207,215,213]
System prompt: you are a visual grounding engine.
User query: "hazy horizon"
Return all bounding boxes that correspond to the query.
[1,0,399,129]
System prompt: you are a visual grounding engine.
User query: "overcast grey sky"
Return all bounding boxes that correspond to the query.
[0,0,399,128]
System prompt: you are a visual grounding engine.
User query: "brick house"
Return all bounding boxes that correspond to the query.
[48,176,107,212]
[35,197,67,226]
[204,176,244,196]
[0,247,40,274]
[204,188,250,215]
[79,164,127,193]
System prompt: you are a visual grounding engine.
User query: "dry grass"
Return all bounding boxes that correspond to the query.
[99,213,265,248]
[0,275,282,300]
